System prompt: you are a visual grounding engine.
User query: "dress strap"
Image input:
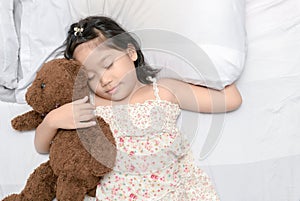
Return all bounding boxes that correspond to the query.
[147,76,161,101]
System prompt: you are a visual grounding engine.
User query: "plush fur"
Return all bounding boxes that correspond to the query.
[3,58,116,201]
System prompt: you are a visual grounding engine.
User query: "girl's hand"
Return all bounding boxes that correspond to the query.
[47,96,96,129]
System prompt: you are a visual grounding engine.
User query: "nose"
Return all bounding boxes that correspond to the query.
[100,71,112,87]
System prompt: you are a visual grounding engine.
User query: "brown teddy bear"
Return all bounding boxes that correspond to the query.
[2,58,116,201]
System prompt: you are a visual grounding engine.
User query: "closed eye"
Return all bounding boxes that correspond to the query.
[104,63,113,69]
[87,72,95,80]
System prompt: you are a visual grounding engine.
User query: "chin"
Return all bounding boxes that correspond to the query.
[110,95,126,102]
[110,92,131,102]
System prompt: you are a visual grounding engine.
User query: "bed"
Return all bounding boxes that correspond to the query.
[1,0,300,200]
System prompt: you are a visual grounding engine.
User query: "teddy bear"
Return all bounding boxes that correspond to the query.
[2,58,116,201]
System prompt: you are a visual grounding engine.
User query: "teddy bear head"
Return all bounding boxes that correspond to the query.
[26,58,88,115]
[11,58,90,131]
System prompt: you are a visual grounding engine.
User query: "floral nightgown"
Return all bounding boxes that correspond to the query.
[88,80,220,201]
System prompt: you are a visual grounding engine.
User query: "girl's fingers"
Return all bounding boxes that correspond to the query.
[73,96,89,104]
[74,106,95,116]
[73,109,96,124]
[68,96,97,129]
[79,103,96,110]
[79,114,95,122]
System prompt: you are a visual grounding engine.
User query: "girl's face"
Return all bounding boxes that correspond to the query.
[74,39,139,101]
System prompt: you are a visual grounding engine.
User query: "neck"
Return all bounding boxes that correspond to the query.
[118,81,145,104]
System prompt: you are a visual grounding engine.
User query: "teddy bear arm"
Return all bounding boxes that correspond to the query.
[11,110,44,131]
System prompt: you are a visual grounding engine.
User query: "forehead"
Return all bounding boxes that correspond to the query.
[74,41,126,70]
[73,37,103,63]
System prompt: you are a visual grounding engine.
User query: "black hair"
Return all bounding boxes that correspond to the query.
[64,16,159,84]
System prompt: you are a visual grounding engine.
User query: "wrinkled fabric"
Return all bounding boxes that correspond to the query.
[94,99,219,200]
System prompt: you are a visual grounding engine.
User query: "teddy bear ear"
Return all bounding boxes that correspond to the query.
[58,59,82,79]
[59,59,88,83]
[53,59,89,101]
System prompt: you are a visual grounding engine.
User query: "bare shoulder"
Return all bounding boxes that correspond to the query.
[130,80,177,104]
[156,79,179,104]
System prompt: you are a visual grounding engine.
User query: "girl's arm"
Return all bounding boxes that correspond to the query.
[34,96,96,154]
[34,113,58,154]
[158,79,242,113]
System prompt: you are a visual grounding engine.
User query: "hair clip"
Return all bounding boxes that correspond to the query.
[74,27,84,36]
[146,76,156,82]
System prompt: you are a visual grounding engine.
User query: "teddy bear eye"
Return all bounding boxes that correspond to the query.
[41,83,46,89]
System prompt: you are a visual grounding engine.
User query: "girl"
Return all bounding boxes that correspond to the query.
[35,16,242,200]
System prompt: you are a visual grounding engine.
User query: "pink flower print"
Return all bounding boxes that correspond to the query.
[169,132,176,139]
[145,144,152,151]
[114,175,121,182]
[151,174,158,180]
[112,188,118,196]
[129,193,137,200]
[129,151,135,156]
[129,165,135,172]
[119,137,124,143]
[184,167,189,173]
[159,177,165,182]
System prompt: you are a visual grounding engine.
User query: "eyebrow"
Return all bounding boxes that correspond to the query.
[99,53,113,62]
[85,47,125,68]
[96,48,122,62]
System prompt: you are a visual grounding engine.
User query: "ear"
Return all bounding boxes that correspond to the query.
[11,110,44,131]
[127,44,138,61]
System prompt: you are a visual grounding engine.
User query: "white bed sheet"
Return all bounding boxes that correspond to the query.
[1,97,300,200]
[202,155,300,201]
[0,101,48,198]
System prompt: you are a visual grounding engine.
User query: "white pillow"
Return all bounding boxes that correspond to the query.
[15,0,74,103]
[14,0,107,103]
[0,0,19,90]
[67,0,105,21]
[238,0,300,83]
[15,0,246,103]
[100,0,246,89]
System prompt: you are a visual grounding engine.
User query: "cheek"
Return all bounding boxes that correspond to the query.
[118,63,137,80]
[115,70,135,85]
[88,81,108,98]
[88,79,100,93]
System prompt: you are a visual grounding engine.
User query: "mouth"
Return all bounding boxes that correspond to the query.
[106,85,119,95]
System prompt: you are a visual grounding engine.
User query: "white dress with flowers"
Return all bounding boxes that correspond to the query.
[92,81,220,201]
